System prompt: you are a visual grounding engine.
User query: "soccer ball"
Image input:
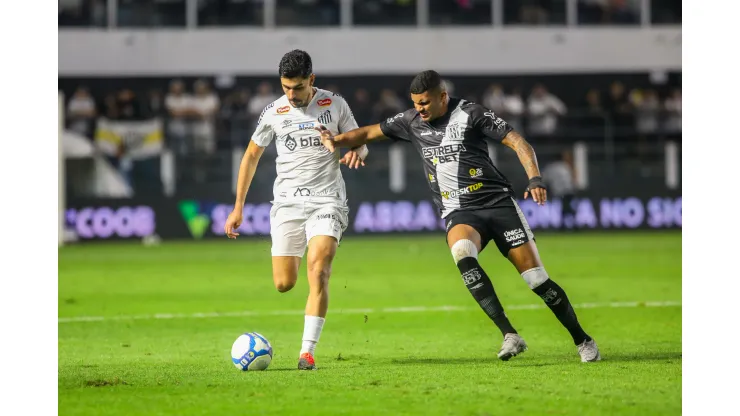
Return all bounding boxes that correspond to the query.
[231,332,273,371]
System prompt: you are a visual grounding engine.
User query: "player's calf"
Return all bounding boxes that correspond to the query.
[520,266,593,347]
[449,231,519,339]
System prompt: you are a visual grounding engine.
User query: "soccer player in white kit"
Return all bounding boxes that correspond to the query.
[224,50,368,370]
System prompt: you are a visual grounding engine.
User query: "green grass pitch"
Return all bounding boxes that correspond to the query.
[59,231,681,416]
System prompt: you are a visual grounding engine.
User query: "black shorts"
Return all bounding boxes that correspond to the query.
[444,197,535,257]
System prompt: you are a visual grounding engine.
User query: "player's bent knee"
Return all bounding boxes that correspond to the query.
[274,279,296,293]
[451,239,479,263]
[521,267,549,289]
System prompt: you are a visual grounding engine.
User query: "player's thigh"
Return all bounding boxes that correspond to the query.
[304,205,346,279]
[271,256,301,292]
[487,198,542,271]
[270,203,308,258]
[444,211,488,252]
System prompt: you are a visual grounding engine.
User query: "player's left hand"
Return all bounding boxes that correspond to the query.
[524,176,547,206]
[340,146,368,169]
[315,125,336,153]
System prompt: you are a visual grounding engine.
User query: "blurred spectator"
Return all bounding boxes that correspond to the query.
[503,88,526,132]
[605,81,634,133]
[663,88,681,133]
[103,93,119,119]
[165,80,192,154]
[606,0,638,24]
[631,89,660,134]
[350,88,374,126]
[116,89,144,120]
[581,88,606,134]
[520,0,550,24]
[526,84,567,136]
[248,82,279,121]
[651,0,681,24]
[66,87,97,137]
[543,150,577,229]
[372,89,405,122]
[483,84,506,115]
[578,0,608,24]
[191,79,220,155]
[221,88,252,146]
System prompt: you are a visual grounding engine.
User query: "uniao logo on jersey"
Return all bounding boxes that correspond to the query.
[422,144,467,165]
[317,98,332,107]
[441,182,483,199]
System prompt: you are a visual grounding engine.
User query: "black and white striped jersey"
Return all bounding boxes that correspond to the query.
[379,98,515,218]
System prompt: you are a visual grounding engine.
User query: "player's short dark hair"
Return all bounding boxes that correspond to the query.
[278,50,313,79]
[409,70,444,94]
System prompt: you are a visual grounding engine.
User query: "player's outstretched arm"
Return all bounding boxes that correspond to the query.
[225,141,265,238]
[501,130,547,206]
[317,124,387,153]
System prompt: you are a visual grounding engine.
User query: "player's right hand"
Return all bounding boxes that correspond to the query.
[224,210,243,239]
[315,125,336,153]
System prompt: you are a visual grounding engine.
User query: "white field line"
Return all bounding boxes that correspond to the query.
[58,300,681,324]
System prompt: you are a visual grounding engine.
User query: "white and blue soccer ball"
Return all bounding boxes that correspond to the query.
[231,332,273,371]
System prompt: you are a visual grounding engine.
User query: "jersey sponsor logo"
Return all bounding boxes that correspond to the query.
[504,228,526,243]
[293,187,337,197]
[298,122,315,130]
[386,113,404,124]
[283,134,324,151]
[282,119,292,127]
[284,135,297,151]
[422,144,467,165]
[317,98,332,107]
[318,110,332,125]
[428,173,436,183]
[484,111,508,131]
[469,168,483,178]
[277,106,290,114]
[441,182,483,199]
[462,269,482,285]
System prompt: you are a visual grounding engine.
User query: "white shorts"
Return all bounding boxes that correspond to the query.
[269,202,349,258]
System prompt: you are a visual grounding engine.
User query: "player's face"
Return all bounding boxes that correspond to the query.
[411,89,448,122]
[281,75,315,108]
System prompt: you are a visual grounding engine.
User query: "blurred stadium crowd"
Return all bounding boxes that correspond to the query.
[60,0,681,27]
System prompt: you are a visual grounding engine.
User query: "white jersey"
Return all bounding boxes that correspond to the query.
[251,88,360,204]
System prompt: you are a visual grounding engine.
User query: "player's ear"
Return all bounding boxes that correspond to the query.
[309,74,316,87]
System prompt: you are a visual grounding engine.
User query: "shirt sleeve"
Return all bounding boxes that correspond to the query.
[337,97,359,134]
[378,110,413,142]
[250,103,276,147]
[467,103,513,142]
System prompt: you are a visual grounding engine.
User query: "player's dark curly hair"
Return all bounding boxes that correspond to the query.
[409,70,444,94]
[278,50,313,79]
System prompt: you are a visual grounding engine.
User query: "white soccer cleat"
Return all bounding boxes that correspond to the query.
[577,339,601,362]
[497,333,528,361]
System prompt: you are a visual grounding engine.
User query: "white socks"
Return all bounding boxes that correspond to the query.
[300,315,325,356]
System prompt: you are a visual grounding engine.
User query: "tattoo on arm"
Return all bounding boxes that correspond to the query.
[501,131,541,179]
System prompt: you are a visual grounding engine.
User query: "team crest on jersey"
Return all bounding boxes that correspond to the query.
[277,106,290,114]
[318,110,332,125]
[317,98,332,107]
